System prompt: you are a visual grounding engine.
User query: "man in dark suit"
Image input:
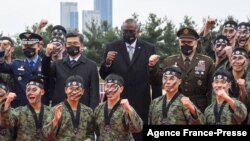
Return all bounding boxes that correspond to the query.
[99,18,161,141]
[42,32,99,110]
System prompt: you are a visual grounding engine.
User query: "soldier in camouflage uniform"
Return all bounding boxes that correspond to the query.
[149,27,215,112]
[44,75,94,141]
[200,20,238,58]
[205,70,247,125]
[227,48,250,124]
[212,35,231,70]
[237,22,250,53]
[0,82,12,141]
[0,77,51,141]
[148,66,205,125]
[94,74,143,141]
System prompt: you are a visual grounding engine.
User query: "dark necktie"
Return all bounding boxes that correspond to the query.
[70,60,76,65]
[128,46,134,60]
[184,57,190,66]
[29,61,35,69]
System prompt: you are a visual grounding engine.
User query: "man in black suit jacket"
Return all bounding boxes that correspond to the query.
[99,18,161,141]
[42,32,99,110]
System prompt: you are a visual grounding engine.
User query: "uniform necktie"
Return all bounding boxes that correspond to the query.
[184,57,190,66]
[128,46,134,60]
[29,61,35,69]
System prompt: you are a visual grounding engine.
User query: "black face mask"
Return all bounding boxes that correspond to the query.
[23,48,36,58]
[181,45,193,56]
[67,46,80,56]
[123,32,136,44]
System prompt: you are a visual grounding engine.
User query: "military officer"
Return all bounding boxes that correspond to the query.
[149,27,215,112]
[0,77,51,141]
[0,32,43,107]
[44,75,94,141]
[204,70,247,125]
[148,66,205,125]
[94,74,143,141]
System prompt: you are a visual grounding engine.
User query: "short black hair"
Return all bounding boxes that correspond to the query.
[0,36,14,47]
[66,32,84,45]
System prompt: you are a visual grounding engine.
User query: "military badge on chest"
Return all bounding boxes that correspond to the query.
[195,60,206,75]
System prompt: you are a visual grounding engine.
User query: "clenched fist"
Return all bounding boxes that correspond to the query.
[149,54,160,67]
[106,51,118,65]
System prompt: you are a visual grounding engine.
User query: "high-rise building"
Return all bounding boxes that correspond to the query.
[82,10,101,32]
[60,2,78,31]
[94,0,112,27]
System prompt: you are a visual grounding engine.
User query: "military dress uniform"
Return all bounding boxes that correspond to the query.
[156,53,215,112]
[204,98,247,125]
[148,95,205,125]
[44,102,95,141]
[0,105,51,141]
[0,58,43,107]
[94,101,143,141]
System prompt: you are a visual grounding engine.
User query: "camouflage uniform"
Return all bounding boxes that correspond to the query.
[44,102,94,141]
[0,105,51,141]
[205,99,247,125]
[0,101,12,141]
[148,95,205,125]
[151,53,215,112]
[94,102,143,141]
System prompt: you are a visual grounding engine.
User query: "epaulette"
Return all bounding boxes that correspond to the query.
[198,54,213,61]
[13,59,23,62]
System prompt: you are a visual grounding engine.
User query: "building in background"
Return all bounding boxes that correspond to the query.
[94,0,112,27]
[82,10,101,32]
[60,2,78,31]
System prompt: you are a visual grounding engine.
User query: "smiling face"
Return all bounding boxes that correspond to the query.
[212,79,231,95]
[26,85,44,104]
[231,54,247,72]
[237,28,250,47]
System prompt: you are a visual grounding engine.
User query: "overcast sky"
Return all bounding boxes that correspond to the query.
[0,0,249,37]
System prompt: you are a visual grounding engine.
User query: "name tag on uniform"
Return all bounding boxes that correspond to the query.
[17,65,25,71]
